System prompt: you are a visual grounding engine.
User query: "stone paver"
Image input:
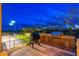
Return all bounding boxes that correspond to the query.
[10,44,75,56]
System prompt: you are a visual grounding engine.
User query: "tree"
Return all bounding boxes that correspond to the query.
[63,8,78,54]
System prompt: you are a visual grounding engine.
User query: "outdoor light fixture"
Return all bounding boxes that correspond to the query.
[9,20,16,48]
[9,20,16,26]
[9,23,13,26]
[11,20,16,24]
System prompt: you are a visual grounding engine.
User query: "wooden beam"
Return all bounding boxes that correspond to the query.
[0,3,2,52]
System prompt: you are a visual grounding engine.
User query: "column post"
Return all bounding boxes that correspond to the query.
[0,3,2,52]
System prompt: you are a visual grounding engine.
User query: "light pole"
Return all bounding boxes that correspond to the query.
[9,23,13,48]
[9,20,16,48]
[11,20,21,40]
[11,20,16,37]
[19,24,20,40]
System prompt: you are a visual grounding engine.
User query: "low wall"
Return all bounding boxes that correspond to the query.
[40,33,75,49]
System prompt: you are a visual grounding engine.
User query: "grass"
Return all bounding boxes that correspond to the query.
[16,33,31,44]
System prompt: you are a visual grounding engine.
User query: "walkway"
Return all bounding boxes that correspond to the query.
[10,44,75,56]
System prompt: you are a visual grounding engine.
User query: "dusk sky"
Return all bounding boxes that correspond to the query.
[2,3,79,31]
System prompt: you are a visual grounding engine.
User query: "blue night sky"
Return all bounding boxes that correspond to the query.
[2,3,79,31]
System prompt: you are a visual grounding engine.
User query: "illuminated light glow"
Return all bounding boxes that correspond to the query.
[11,20,16,24]
[9,23,13,26]
[75,24,79,29]
[25,33,31,37]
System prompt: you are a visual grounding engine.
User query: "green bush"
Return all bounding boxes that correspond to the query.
[16,33,31,44]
